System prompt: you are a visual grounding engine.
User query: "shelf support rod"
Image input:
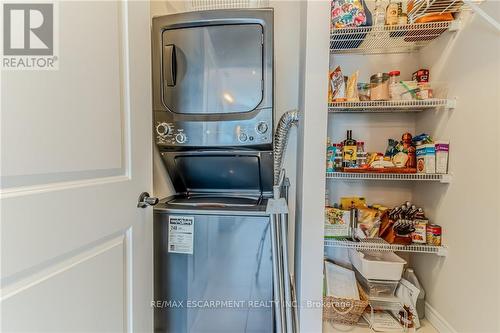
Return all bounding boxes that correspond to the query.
[464,0,500,33]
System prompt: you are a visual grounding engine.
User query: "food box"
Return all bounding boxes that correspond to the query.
[416,144,436,174]
[325,207,351,239]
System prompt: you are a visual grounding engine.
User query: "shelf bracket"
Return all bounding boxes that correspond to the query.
[437,246,449,257]
[446,98,457,109]
[464,0,500,33]
[440,173,453,183]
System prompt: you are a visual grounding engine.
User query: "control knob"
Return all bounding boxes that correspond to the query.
[175,132,187,144]
[156,122,171,137]
[256,121,269,134]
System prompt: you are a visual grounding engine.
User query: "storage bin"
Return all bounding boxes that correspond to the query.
[354,267,399,297]
[323,283,369,326]
[348,249,406,281]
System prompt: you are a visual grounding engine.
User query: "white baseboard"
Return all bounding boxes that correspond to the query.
[425,302,457,333]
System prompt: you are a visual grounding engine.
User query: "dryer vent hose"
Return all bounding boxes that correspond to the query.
[274,110,299,185]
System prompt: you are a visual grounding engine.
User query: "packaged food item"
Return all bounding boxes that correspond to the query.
[346,71,359,101]
[329,66,346,102]
[426,224,442,246]
[325,207,352,239]
[435,141,449,174]
[416,144,436,174]
[385,0,399,25]
[402,132,417,168]
[411,219,428,244]
[373,0,386,26]
[370,73,390,101]
[412,133,433,146]
[340,197,367,210]
[331,0,368,28]
[393,151,409,167]
[357,82,370,101]
[388,70,401,100]
[412,69,429,83]
[357,207,381,238]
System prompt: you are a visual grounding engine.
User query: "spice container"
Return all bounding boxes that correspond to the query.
[370,73,390,101]
[385,0,399,25]
[356,141,367,167]
[388,70,401,100]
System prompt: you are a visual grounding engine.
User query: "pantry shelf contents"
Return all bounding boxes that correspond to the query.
[330,21,455,54]
[324,238,448,256]
[326,171,452,183]
[328,98,455,113]
[408,0,468,23]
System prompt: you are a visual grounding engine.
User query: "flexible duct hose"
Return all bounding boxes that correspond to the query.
[274,110,300,185]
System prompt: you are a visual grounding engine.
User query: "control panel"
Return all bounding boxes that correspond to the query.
[155,121,188,145]
[154,108,273,148]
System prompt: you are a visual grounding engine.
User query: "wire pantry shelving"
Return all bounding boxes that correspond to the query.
[328,99,456,113]
[325,238,448,256]
[330,21,455,54]
[326,172,452,183]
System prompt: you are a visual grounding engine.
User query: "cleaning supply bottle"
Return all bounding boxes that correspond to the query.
[404,268,425,319]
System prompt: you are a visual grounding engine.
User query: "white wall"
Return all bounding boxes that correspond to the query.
[412,4,500,332]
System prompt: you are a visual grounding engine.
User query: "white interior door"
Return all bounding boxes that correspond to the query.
[1,1,153,332]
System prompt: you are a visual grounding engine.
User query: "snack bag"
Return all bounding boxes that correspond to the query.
[329,66,346,102]
[331,0,368,28]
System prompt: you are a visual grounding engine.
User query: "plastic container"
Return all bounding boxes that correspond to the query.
[348,249,407,281]
[354,267,399,297]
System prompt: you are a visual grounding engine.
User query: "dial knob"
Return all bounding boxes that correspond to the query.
[238,132,248,142]
[256,121,269,134]
[175,132,187,144]
[156,122,171,137]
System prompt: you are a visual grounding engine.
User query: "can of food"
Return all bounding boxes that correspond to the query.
[426,224,442,246]
[412,219,428,244]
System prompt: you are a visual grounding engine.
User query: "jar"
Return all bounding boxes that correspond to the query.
[370,73,390,101]
[333,144,343,170]
[357,83,371,101]
[389,70,401,100]
[356,141,367,167]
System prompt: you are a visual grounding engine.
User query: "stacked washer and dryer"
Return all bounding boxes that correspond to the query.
[151,9,283,333]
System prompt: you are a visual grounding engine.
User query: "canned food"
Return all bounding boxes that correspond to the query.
[412,219,428,244]
[426,224,442,246]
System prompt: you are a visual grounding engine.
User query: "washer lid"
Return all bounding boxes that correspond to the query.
[161,150,273,195]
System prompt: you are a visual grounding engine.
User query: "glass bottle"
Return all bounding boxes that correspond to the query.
[373,0,386,26]
[342,130,357,168]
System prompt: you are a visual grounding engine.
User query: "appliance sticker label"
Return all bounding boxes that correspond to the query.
[168,216,194,254]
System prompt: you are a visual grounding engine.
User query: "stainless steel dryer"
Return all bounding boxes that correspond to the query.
[151,9,274,150]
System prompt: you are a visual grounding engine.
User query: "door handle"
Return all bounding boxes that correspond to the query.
[137,192,159,208]
[163,44,176,87]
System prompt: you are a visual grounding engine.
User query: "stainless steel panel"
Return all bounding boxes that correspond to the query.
[151,9,274,149]
[154,211,273,333]
[154,108,273,148]
[162,24,263,114]
[161,150,274,196]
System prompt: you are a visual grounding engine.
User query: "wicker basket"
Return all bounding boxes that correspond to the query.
[323,284,369,326]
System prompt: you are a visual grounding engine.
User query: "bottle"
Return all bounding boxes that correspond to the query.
[388,70,401,100]
[373,0,386,26]
[342,130,357,168]
[386,0,399,25]
[404,268,426,319]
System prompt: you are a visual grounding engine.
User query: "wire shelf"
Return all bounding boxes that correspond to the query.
[324,238,448,256]
[326,172,452,183]
[408,0,467,23]
[330,21,453,54]
[328,99,455,113]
